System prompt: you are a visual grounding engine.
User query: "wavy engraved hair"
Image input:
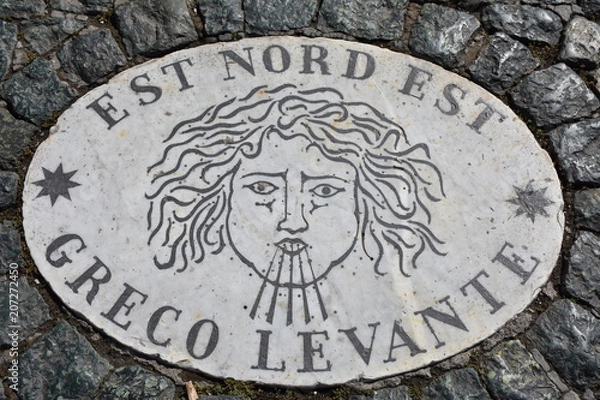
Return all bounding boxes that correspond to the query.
[146,84,445,276]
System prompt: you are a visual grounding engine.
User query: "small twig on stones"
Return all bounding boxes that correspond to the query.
[186,381,199,400]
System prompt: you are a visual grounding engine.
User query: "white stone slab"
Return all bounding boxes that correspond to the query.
[22,37,564,386]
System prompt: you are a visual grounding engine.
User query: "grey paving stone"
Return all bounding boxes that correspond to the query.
[481,340,561,400]
[114,0,198,56]
[548,4,574,21]
[0,21,17,79]
[49,0,112,15]
[468,32,539,94]
[318,0,408,40]
[549,118,600,184]
[95,365,175,400]
[22,18,86,55]
[408,3,480,68]
[583,389,596,400]
[58,29,127,84]
[565,231,600,310]
[0,171,18,209]
[0,223,23,275]
[562,391,581,400]
[580,0,600,17]
[0,0,45,18]
[510,63,600,128]
[529,300,600,391]
[349,386,412,399]
[559,16,600,67]
[20,321,112,399]
[547,370,569,393]
[594,68,600,93]
[575,189,600,232]
[0,109,36,170]
[245,0,318,34]
[481,4,563,45]
[1,58,76,126]
[0,278,51,347]
[198,0,244,36]
[422,368,492,400]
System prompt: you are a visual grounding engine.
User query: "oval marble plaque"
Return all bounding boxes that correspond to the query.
[23,37,564,386]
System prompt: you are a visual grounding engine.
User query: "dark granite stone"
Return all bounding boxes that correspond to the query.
[580,0,600,17]
[58,29,127,84]
[0,278,51,347]
[20,321,112,399]
[481,4,563,45]
[529,300,600,391]
[458,0,496,7]
[0,109,36,169]
[349,386,412,399]
[510,63,600,128]
[522,0,576,4]
[1,58,76,126]
[575,189,600,232]
[0,0,45,18]
[565,231,600,309]
[422,368,492,400]
[198,0,244,36]
[482,340,561,400]
[468,33,539,94]
[0,171,18,209]
[559,16,600,67]
[459,0,520,6]
[409,3,480,68]
[245,0,318,33]
[0,21,17,79]
[114,0,198,56]
[22,18,86,55]
[0,223,23,275]
[198,397,247,400]
[318,0,409,40]
[95,365,175,400]
[49,0,112,15]
[549,118,600,184]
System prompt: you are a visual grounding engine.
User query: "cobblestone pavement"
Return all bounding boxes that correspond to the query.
[1,1,599,399]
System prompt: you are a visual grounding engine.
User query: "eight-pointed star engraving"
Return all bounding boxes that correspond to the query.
[33,163,80,206]
[507,181,553,222]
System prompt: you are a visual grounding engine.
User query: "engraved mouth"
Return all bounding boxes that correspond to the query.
[275,238,307,255]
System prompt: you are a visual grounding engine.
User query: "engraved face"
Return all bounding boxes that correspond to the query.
[146,84,447,325]
[227,133,359,289]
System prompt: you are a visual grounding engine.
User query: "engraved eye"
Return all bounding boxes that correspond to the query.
[310,184,344,198]
[244,181,278,195]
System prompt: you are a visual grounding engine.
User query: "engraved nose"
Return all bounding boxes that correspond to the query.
[277,196,308,234]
